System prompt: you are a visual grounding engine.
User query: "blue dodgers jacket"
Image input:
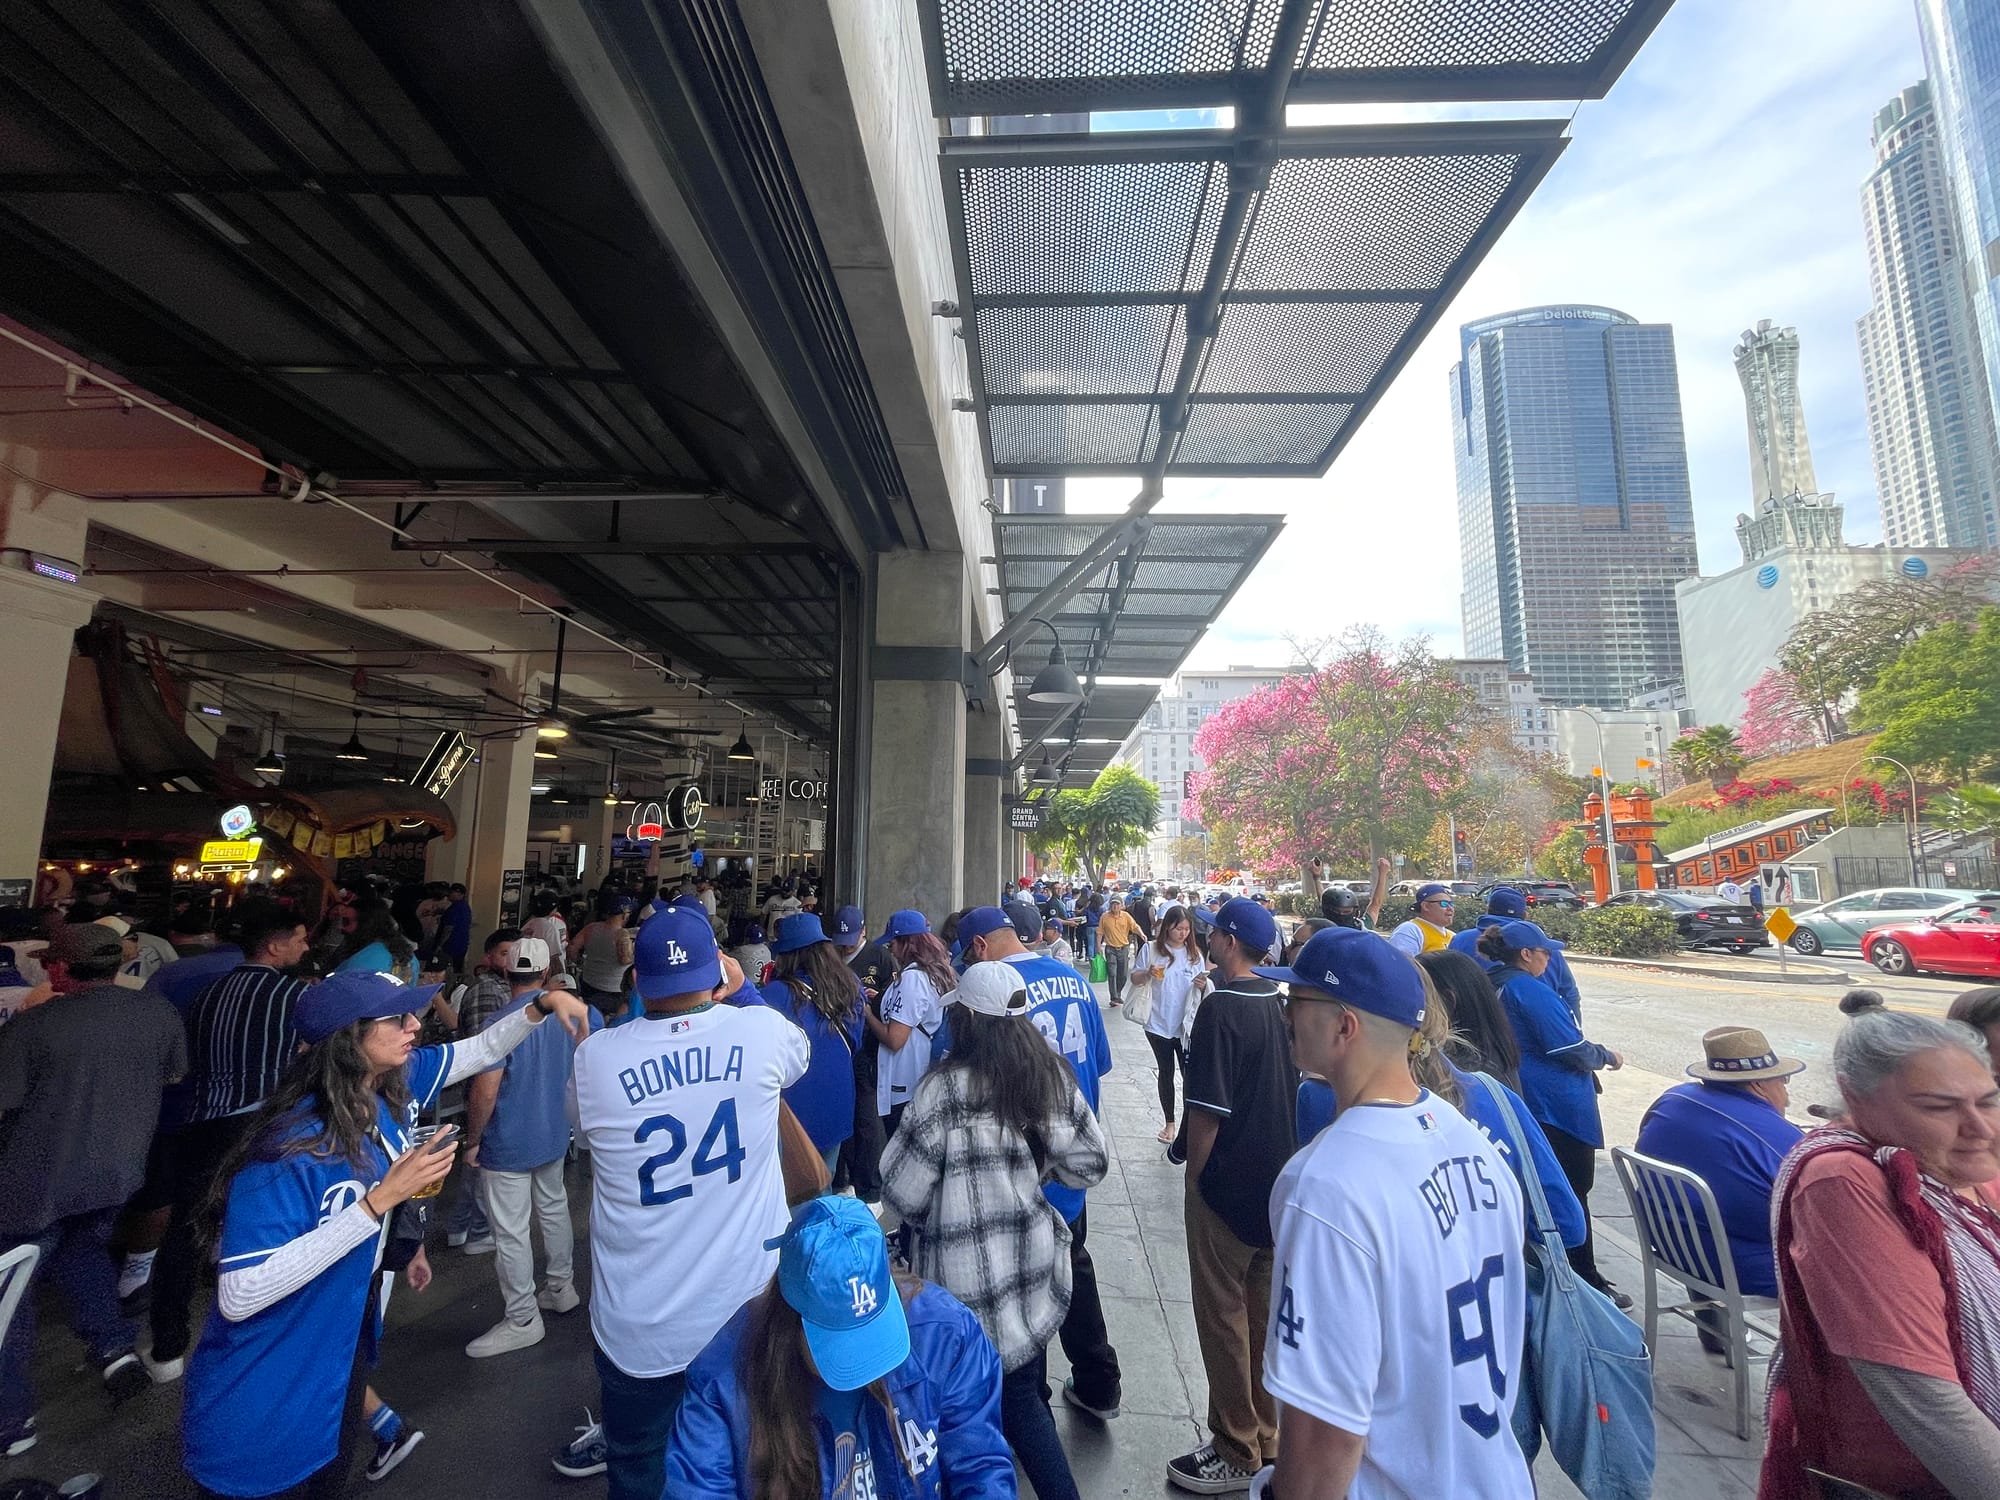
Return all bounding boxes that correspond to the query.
[664,1280,1016,1500]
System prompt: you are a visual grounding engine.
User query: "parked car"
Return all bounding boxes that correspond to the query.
[1862,900,2000,977]
[1599,890,1769,952]
[1475,878,1586,911]
[1386,879,1448,897]
[1781,887,2000,955]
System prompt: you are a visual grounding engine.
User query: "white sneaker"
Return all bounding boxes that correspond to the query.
[445,1231,469,1248]
[461,1235,496,1256]
[466,1315,545,1358]
[141,1349,185,1384]
[537,1283,580,1315]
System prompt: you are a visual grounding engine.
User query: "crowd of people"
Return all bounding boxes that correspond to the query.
[2,859,2000,1499]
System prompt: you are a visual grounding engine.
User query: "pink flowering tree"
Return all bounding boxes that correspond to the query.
[1736,669,1819,758]
[1190,628,1476,886]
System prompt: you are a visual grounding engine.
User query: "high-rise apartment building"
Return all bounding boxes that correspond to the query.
[1918,1,2000,452]
[1857,83,2000,550]
[1442,659,1559,758]
[1452,306,1698,710]
[1734,320,1818,505]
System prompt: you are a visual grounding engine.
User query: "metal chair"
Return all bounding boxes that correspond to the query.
[1611,1146,1781,1440]
[0,1241,40,1358]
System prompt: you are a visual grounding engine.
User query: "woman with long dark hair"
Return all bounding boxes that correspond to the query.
[1138,904,1209,1143]
[1478,919,1625,1299]
[866,912,956,1138]
[665,1194,1012,1499]
[333,901,416,981]
[881,962,1107,1500]
[760,913,865,1176]
[1419,947,1524,1093]
[180,970,591,1500]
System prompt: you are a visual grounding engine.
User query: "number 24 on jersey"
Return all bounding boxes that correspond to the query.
[634,1097,747,1206]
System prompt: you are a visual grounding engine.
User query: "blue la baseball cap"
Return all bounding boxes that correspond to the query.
[777,1196,910,1391]
[633,906,722,999]
[882,909,929,940]
[1484,887,1528,919]
[667,891,706,912]
[956,906,1014,944]
[1006,899,1044,941]
[1414,883,1453,905]
[1254,926,1426,1030]
[827,905,865,944]
[772,912,829,954]
[296,971,444,1044]
[1193,895,1276,955]
[1496,919,1565,952]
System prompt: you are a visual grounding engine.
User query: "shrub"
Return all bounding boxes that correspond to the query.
[1570,905,1679,958]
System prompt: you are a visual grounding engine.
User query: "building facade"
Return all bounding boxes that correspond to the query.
[1113,666,1295,877]
[1857,82,2000,550]
[1452,305,1699,710]
[1443,658,1559,758]
[1554,707,1679,785]
[1918,0,2000,453]
[1734,320,1819,506]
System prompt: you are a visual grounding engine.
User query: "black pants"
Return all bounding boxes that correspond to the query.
[1542,1122,1607,1288]
[152,1113,255,1362]
[1058,1207,1121,1409]
[838,1056,885,1203]
[999,1348,1081,1500]
[1145,1031,1184,1122]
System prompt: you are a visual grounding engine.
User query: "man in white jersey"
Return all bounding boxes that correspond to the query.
[555,906,809,1500]
[1247,927,1532,1500]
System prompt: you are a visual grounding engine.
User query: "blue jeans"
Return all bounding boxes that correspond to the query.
[594,1343,686,1500]
[1000,1347,1080,1500]
[1,1207,134,1433]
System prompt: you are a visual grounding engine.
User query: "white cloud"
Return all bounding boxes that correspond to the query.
[1064,0,1924,670]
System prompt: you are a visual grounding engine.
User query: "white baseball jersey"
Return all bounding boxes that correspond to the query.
[570,1003,809,1377]
[1263,1090,1533,1500]
[876,965,945,1117]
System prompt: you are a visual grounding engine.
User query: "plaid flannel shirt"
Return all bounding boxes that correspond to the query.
[880,1064,1108,1372]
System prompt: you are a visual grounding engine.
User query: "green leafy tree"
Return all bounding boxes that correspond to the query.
[1025,764,1160,886]
[1538,825,1591,887]
[1929,783,2000,840]
[1855,608,2000,780]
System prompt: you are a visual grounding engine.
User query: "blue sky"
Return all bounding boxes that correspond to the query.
[1062,0,1928,667]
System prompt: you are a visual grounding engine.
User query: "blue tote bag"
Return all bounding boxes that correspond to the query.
[1474,1073,1656,1500]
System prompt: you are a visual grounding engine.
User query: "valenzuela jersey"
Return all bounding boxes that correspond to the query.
[1263,1091,1533,1500]
[571,1003,810,1377]
[182,1044,454,1498]
[1001,950,1111,1223]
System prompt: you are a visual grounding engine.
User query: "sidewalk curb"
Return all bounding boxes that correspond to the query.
[1567,951,1860,986]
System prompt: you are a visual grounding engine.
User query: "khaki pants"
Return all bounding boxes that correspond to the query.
[1185,1175,1278,1471]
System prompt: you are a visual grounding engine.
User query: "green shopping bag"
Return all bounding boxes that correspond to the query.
[1090,952,1107,983]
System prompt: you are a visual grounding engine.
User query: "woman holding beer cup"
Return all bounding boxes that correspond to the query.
[181,969,592,1500]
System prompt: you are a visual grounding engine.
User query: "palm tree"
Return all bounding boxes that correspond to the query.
[1669,724,1746,784]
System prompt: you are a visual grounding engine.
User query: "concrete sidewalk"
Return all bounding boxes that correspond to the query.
[1569,949,1858,986]
[6,984,1766,1498]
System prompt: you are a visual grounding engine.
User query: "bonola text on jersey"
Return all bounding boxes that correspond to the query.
[617,1043,745,1104]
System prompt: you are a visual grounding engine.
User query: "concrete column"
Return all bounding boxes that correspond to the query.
[0,568,97,888]
[465,720,536,933]
[424,763,479,886]
[963,705,1006,907]
[864,551,966,917]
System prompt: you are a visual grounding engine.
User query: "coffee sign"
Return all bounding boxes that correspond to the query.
[759,776,829,804]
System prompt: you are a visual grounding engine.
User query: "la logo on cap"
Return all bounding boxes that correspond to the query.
[663,938,689,965]
[848,1276,877,1319]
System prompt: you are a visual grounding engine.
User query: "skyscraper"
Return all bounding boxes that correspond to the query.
[1918,1,2000,448]
[1857,82,2000,550]
[1733,320,1818,506]
[1452,306,1698,710]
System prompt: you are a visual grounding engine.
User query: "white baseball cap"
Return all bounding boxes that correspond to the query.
[508,936,552,975]
[956,960,1030,1018]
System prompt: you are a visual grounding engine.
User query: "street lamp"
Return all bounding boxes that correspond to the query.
[1847,753,1925,885]
[1576,708,1620,896]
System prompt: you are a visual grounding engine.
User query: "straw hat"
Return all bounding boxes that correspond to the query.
[1687,1025,1804,1083]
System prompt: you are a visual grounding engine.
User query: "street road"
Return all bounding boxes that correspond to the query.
[1575,961,1985,1120]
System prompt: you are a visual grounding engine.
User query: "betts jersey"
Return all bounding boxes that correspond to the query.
[1263,1091,1532,1500]
[570,1003,809,1377]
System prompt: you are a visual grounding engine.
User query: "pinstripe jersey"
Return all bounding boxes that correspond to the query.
[184,964,307,1122]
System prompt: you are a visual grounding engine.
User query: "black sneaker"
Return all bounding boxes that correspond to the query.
[366,1426,425,1481]
[102,1351,150,1405]
[551,1411,607,1479]
[1061,1376,1120,1420]
[1167,1442,1258,1494]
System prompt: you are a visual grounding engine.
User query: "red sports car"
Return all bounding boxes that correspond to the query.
[1863,901,2000,977]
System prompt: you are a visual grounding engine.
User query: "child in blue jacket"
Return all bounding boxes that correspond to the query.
[665,1195,1015,1499]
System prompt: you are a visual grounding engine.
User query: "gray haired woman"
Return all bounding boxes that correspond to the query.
[1759,990,2000,1500]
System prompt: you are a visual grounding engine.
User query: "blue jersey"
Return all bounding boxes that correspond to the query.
[756,978,863,1153]
[1003,951,1111,1223]
[182,1043,453,1497]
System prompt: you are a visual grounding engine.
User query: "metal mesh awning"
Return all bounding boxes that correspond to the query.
[922,0,1674,115]
[998,512,1281,783]
[943,120,1565,477]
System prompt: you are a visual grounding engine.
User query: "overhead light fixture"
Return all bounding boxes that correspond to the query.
[534,744,559,761]
[254,714,284,775]
[1033,751,1057,784]
[535,714,570,741]
[728,721,754,761]
[530,781,552,795]
[537,616,571,739]
[334,714,369,762]
[550,786,570,804]
[603,787,618,805]
[1025,617,1084,706]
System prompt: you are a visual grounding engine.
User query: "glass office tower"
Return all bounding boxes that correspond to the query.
[1919,0,2000,451]
[1452,306,1698,710]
